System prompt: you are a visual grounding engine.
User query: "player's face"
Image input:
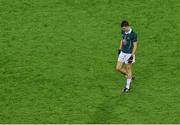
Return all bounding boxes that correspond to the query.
[122,26,129,32]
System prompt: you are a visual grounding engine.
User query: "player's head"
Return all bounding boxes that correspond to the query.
[121,20,130,32]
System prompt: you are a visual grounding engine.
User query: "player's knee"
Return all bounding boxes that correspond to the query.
[127,71,132,78]
[116,66,121,72]
[116,67,123,72]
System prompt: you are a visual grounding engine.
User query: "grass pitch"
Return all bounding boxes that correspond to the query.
[0,0,180,123]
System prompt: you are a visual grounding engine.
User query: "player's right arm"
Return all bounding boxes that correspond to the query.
[118,40,122,54]
[119,40,122,50]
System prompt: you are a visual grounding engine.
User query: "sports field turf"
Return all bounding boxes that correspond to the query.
[0,0,180,123]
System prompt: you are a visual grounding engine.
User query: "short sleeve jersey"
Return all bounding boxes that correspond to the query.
[121,29,137,53]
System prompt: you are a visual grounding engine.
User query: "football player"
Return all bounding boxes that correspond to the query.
[116,20,138,93]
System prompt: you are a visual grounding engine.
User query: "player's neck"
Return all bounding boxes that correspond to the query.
[125,27,132,34]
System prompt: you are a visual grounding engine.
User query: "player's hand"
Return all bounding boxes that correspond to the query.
[118,49,121,55]
[128,54,134,64]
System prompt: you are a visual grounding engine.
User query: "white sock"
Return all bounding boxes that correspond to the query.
[126,78,131,89]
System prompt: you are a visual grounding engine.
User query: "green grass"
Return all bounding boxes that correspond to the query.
[0,0,180,123]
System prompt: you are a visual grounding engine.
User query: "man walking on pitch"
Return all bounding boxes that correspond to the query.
[116,20,138,93]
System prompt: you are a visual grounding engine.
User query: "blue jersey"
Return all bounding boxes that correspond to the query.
[121,29,137,53]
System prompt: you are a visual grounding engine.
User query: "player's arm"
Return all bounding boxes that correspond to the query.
[118,40,122,54]
[128,42,137,63]
[120,40,123,49]
[132,33,138,55]
[132,42,138,55]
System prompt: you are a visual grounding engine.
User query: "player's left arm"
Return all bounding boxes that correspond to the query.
[132,33,138,55]
[132,42,138,55]
[128,41,137,63]
[128,33,138,63]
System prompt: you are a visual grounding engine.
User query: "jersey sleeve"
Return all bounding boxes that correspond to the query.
[121,30,124,39]
[133,33,137,42]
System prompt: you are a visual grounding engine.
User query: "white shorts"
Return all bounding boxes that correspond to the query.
[118,51,135,64]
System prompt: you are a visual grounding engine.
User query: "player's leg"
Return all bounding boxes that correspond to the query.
[123,53,135,92]
[126,63,132,89]
[116,61,127,76]
[122,63,132,92]
[116,51,128,76]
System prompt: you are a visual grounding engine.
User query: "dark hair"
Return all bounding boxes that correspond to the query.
[121,20,129,27]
